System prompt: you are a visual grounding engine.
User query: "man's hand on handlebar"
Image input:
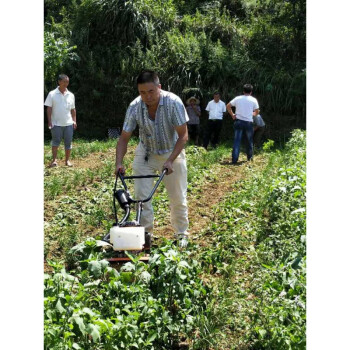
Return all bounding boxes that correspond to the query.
[115,164,125,176]
[162,160,173,175]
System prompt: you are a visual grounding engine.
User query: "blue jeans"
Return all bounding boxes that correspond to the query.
[232,119,254,164]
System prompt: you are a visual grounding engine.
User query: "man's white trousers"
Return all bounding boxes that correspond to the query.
[132,143,189,235]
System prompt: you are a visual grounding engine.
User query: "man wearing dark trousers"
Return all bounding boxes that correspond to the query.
[226,84,259,164]
[203,92,226,149]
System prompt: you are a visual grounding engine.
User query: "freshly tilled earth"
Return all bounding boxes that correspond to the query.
[44,145,266,268]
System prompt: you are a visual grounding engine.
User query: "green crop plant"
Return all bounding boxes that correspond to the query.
[195,130,306,349]
[45,240,210,350]
[45,174,68,200]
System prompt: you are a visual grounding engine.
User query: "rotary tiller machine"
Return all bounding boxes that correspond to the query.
[102,168,167,263]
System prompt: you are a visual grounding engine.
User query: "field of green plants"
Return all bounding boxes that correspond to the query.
[44,130,306,349]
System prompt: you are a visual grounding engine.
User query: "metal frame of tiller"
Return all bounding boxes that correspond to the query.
[103,169,167,263]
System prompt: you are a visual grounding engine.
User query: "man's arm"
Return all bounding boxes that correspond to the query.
[115,130,133,175]
[163,123,188,175]
[47,107,52,128]
[253,108,260,117]
[226,102,236,120]
[71,108,77,129]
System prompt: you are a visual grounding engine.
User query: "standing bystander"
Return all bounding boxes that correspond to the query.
[185,96,201,145]
[226,84,259,164]
[44,74,77,167]
[203,92,226,149]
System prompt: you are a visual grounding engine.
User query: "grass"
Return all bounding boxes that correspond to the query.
[44,138,138,163]
[44,159,116,200]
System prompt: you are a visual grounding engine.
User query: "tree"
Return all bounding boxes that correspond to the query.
[44,30,78,93]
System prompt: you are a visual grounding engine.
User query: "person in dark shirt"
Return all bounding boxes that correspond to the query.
[185,96,201,145]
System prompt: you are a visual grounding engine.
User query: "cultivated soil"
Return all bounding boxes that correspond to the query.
[44,146,266,268]
[155,156,266,245]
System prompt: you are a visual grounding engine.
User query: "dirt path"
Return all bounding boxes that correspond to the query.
[45,146,135,171]
[156,155,266,244]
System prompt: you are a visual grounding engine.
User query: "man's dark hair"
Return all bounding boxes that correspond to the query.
[58,74,69,82]
[137,70,160,85]
[243,84,253,94]
[213,91,220,96]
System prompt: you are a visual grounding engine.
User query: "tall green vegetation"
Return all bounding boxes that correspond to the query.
[44,0,80,93]
[199,130,306,348]
[44,0,305,139]
[44,31,78,93]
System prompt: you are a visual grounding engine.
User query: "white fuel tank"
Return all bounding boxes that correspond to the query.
[109,226,145,251]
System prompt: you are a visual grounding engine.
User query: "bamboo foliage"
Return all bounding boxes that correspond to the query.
[44,0,306,138]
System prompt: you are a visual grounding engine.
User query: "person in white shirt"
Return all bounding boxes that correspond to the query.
[203,92,226,149]
[44,74,77,167]
[226,84,259,164]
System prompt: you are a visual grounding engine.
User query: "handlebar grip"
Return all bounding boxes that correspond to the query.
[116,168,125,178]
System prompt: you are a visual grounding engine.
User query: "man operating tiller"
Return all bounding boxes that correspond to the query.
[115,70,190,248]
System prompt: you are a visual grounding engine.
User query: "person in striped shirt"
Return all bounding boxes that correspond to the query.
[115,70,190,248]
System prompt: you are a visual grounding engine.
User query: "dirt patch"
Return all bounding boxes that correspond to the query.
[68,146,134,169]
[156,155,266,244]
[72,150,115,169]
[44,145,137,172]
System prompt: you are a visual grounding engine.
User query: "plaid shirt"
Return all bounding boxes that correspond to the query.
[123,90,189,155]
